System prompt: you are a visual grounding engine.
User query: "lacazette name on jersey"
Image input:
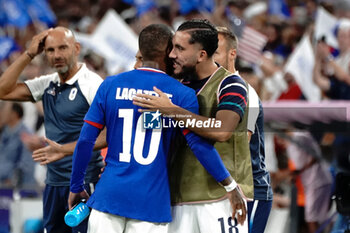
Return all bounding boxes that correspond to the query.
[116,87,173,101]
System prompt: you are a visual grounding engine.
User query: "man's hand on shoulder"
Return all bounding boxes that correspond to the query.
[133,86,175,115]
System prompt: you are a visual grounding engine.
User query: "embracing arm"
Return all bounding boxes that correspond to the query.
[183,130,230,182]
[133,87,239,142]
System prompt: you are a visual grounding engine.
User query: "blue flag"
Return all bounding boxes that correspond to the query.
[122,0,156,17]
[268,0,290,19]
[0,36,20,62]
[23,0,56,27]
[0,3,6,26]
[200,0,215,13]
[0,0,31,28]
[122,0,133,4]
[177,0,214,15]
[177,0,197,15]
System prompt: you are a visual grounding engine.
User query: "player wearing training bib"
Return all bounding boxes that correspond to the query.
[133,20,252,233]
[168,67,251,233]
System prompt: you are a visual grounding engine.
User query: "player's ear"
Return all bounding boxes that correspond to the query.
[198,50,207,62]
[230,48,236,61]
[74,42,81,55]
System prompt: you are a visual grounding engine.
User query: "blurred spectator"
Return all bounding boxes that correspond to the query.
[334,0,350,18]
[263,22,294,61]
[285,131,333,233]
[0,102,37,188]
[313,17,350,233]
[313,17,350,171]
[314,18,350,92]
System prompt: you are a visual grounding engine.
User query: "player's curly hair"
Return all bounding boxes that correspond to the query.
[139,24,174,61]
[177,19,218,57]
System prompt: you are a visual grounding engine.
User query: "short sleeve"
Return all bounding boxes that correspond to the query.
[217,75,247,120]
[78,71,103,105]
[247,85,260,133]
[24,74,57,102]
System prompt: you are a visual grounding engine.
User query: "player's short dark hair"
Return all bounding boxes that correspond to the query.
[216,26,238,50]
[139,24,174,61]
[177,19,218,57]
[12,102,23,119]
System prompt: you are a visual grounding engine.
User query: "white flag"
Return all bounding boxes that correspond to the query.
[75,32,96,53]
[315,6,338,48]
[91,9,138,75]
[75,10,138,75]
[284,34,320,101]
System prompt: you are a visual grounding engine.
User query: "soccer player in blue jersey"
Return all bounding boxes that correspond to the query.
[68,24,244,233]
[0,27,104,233]
[133,19,252,233]
[213,27,273,233]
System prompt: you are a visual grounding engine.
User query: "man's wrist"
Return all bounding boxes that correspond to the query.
[25,51,35,60]
[70,183,84,193]
[224,179,237,192]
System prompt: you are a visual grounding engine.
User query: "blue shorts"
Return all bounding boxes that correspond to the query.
[247,200,272,233]
[43,183,95,233]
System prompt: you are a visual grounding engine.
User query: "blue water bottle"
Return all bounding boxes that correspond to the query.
[64,201,90,227]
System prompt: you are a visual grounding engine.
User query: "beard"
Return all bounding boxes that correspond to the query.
[51,55,74,77]
[172,64,199,82]
[55,65,69,74]
[165,57,174,76]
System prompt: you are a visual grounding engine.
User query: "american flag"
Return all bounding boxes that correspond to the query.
[237,26,267,64]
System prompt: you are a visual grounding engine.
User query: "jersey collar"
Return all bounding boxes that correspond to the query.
[137,67,165,74]
[65,63,86,85]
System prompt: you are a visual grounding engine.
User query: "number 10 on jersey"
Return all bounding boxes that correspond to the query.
[118,109,162,165]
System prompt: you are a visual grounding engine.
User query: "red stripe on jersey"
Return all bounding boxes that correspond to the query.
[182,129,190,136]
[219,93,247,105]
[84,120,104,129]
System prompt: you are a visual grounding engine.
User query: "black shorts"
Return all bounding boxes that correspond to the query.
[43,183,95,233]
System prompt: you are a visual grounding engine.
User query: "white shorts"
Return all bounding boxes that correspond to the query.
[87,209,168,233]
[169,198,248,233]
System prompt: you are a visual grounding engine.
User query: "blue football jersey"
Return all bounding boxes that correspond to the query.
[84,68,199,222]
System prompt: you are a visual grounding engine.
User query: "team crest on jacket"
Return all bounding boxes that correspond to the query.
[47,87,55,96]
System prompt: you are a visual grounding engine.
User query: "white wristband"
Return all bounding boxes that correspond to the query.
[224,180,237,192]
